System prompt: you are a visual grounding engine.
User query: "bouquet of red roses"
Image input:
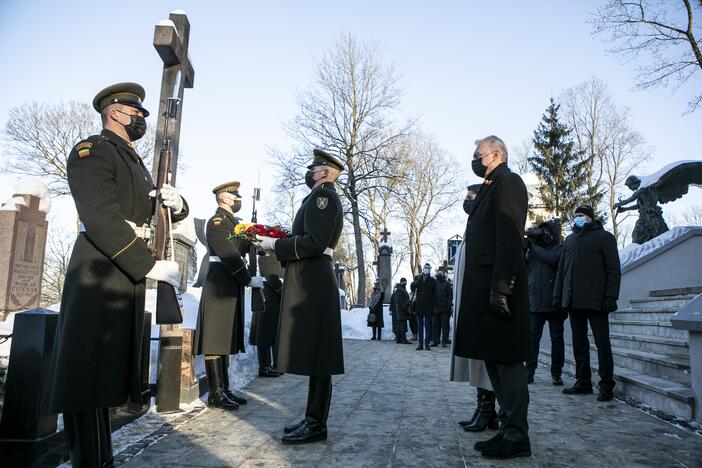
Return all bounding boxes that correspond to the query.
[230,223,289,240]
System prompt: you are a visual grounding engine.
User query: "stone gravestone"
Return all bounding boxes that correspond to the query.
[377,227,393,304]
[0,182,50,321]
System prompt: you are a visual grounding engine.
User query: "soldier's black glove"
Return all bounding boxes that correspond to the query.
[490,291,511,319]
[604,297,618,313]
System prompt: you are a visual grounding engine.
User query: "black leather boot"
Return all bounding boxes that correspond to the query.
[463,389,498,432]
[282,376,331,444]
[205,357,239,410]
[258,346,280,377]
[64,409,103,468]
[221,356,247,404]
[459,389,483,427]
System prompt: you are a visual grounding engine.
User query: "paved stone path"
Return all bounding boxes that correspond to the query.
[124,339,702,467]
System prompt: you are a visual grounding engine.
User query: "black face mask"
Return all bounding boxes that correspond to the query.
[230,200,242,213]
[304,170,317,189]
[117,110,147,141]
[471,158,487,178]
[463,198,474,214]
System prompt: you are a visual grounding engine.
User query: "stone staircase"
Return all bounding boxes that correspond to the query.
[540,288,699,420]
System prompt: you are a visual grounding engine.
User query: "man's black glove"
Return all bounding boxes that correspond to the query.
[490,291,511,319]
[604,297,618,313]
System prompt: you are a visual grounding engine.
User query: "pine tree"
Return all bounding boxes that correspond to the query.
[529,98,589,223]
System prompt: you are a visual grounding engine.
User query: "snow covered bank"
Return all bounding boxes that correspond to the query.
[340,305,390,340]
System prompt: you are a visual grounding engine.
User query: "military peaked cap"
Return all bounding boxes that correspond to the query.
[93,82,150,117]
[212,181,241,196]
[308,148,345,172]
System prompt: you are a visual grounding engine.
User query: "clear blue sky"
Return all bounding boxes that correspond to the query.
[0,0,700,246]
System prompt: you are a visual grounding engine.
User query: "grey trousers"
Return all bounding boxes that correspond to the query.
[484,361,530,442]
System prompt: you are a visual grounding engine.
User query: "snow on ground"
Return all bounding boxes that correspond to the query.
[340,305,389,340]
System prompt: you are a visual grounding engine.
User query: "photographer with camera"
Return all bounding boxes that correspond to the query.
[524,219,565,386]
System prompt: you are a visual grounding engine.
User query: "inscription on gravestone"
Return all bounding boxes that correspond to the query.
[0,187,49,319]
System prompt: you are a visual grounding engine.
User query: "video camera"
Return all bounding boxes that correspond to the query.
[525,218,561,246]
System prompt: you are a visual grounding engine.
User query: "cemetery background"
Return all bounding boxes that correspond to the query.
[0,0,701,465]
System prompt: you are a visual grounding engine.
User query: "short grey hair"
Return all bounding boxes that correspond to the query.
[474,135,508,163]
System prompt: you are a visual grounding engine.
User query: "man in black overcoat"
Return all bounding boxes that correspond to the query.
[453,135,531,459]
[194,181,264,409]
[413,263,437,350]
[389,278,411,344]
[47,83,188,467]
[256,149,345,445]
[432,269,453,347]
[254,252,285,376]
[553,205,621,402]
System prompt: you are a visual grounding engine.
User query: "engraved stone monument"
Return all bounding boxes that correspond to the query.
[0,182,50,320]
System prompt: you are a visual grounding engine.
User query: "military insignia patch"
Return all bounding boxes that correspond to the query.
[212,217,222,226]
[75,141,93,159]
[317,197,328,209]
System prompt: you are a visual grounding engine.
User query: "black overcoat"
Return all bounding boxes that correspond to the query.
[250,274,283,347]
[453,164,530,363]
[413,274,437,316]
[553,221,621,312]
[435,277,453,315]
[367,289,385,327]
[390,286,410,320]
[193,208,250,355]
[274,182,344,376]
[47,130,188,412]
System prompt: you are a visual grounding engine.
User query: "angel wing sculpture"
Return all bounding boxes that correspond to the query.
[613,160,702,244]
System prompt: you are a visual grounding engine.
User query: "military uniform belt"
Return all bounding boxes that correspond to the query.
[79,221,152,239]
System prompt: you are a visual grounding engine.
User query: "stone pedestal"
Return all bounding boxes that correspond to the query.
[671,294,702,422]
[155,325,199,412]
[0,195,48,320]
[0,308,58,441]
[377,245,393,304]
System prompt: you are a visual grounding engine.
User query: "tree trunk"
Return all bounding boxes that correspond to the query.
[350,197,366,306]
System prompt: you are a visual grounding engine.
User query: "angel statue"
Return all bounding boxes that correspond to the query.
[613,160,702,245]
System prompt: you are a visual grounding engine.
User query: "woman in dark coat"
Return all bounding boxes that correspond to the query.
[194,182,261,409]
[367,280,385,340]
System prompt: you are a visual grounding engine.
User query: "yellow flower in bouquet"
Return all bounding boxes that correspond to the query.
[233,223,253,236]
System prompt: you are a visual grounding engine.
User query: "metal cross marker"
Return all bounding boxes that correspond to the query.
[380,227,391,243]
[151,10,195,185]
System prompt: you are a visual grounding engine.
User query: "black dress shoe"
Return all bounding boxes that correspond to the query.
[480,438,532,459]
[259,367,280,378]
[441,343,448,347]
[552,375,564,386]
[416,345,424,350]
[430,341,439,347]
[224,390,247,404]
[473,432,503,451]
[281,419,327,445]
[597,390,614,401]
[284,419,306,434]
[562,384,593,395]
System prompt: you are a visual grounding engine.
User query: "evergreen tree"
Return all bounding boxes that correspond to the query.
[529,98,589,223]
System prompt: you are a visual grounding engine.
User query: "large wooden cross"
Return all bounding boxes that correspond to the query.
[151,10,195,414]
[151,9,195,185]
